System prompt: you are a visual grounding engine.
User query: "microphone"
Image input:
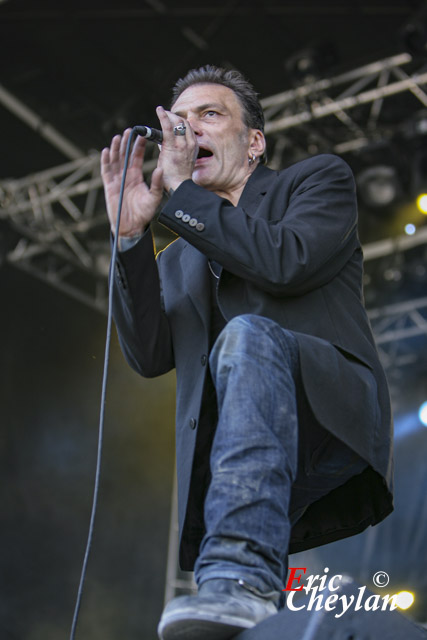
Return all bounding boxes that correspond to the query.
[133,125,163,144]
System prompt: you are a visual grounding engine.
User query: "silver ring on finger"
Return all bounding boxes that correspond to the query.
[173,122,187,136]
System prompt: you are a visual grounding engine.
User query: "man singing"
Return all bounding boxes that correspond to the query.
[101,65,393,640]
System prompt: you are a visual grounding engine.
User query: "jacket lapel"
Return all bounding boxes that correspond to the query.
[237,164,278,215]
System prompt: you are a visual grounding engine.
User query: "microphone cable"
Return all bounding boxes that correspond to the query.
[69,127,139,640]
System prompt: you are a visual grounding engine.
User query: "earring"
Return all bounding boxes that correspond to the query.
[248,154,256,166]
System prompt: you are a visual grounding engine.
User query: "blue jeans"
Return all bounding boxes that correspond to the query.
[194,314,366,597]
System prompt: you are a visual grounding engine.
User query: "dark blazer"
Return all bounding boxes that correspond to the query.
[112,155,393,569]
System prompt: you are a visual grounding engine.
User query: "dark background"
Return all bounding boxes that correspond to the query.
[1,1,427,639]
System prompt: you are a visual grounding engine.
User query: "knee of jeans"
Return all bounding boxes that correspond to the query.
[209,316,240,375]
[209,314,298,377]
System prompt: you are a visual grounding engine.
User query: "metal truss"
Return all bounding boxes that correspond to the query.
[262,52,427,166]
[0,147,159,313]
[362,226,427,385]
[368,296,427,371]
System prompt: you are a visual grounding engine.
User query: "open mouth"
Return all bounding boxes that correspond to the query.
[196,147,213,161]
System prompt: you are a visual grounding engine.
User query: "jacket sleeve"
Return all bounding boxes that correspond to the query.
[158,154,359,296]
[111,228,174,378]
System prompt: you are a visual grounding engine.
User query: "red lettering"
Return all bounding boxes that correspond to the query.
[283,567,307,591]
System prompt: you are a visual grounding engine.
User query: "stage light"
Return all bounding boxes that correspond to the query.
[357,166,400,209]
[419,401,427,426]
[416,194,427,214]
[404,223,416,235]
[395,591,415,610]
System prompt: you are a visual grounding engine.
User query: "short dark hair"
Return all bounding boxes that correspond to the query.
[170,65,266,163]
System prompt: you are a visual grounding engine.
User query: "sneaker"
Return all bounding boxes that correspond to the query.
[157,578,279,640]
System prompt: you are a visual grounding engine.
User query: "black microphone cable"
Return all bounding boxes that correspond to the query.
[69,126,141,640]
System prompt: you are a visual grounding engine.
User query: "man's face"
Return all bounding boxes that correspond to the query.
[171,83,255,199]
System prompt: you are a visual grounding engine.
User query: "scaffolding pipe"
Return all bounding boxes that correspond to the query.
[0,83,84,160]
